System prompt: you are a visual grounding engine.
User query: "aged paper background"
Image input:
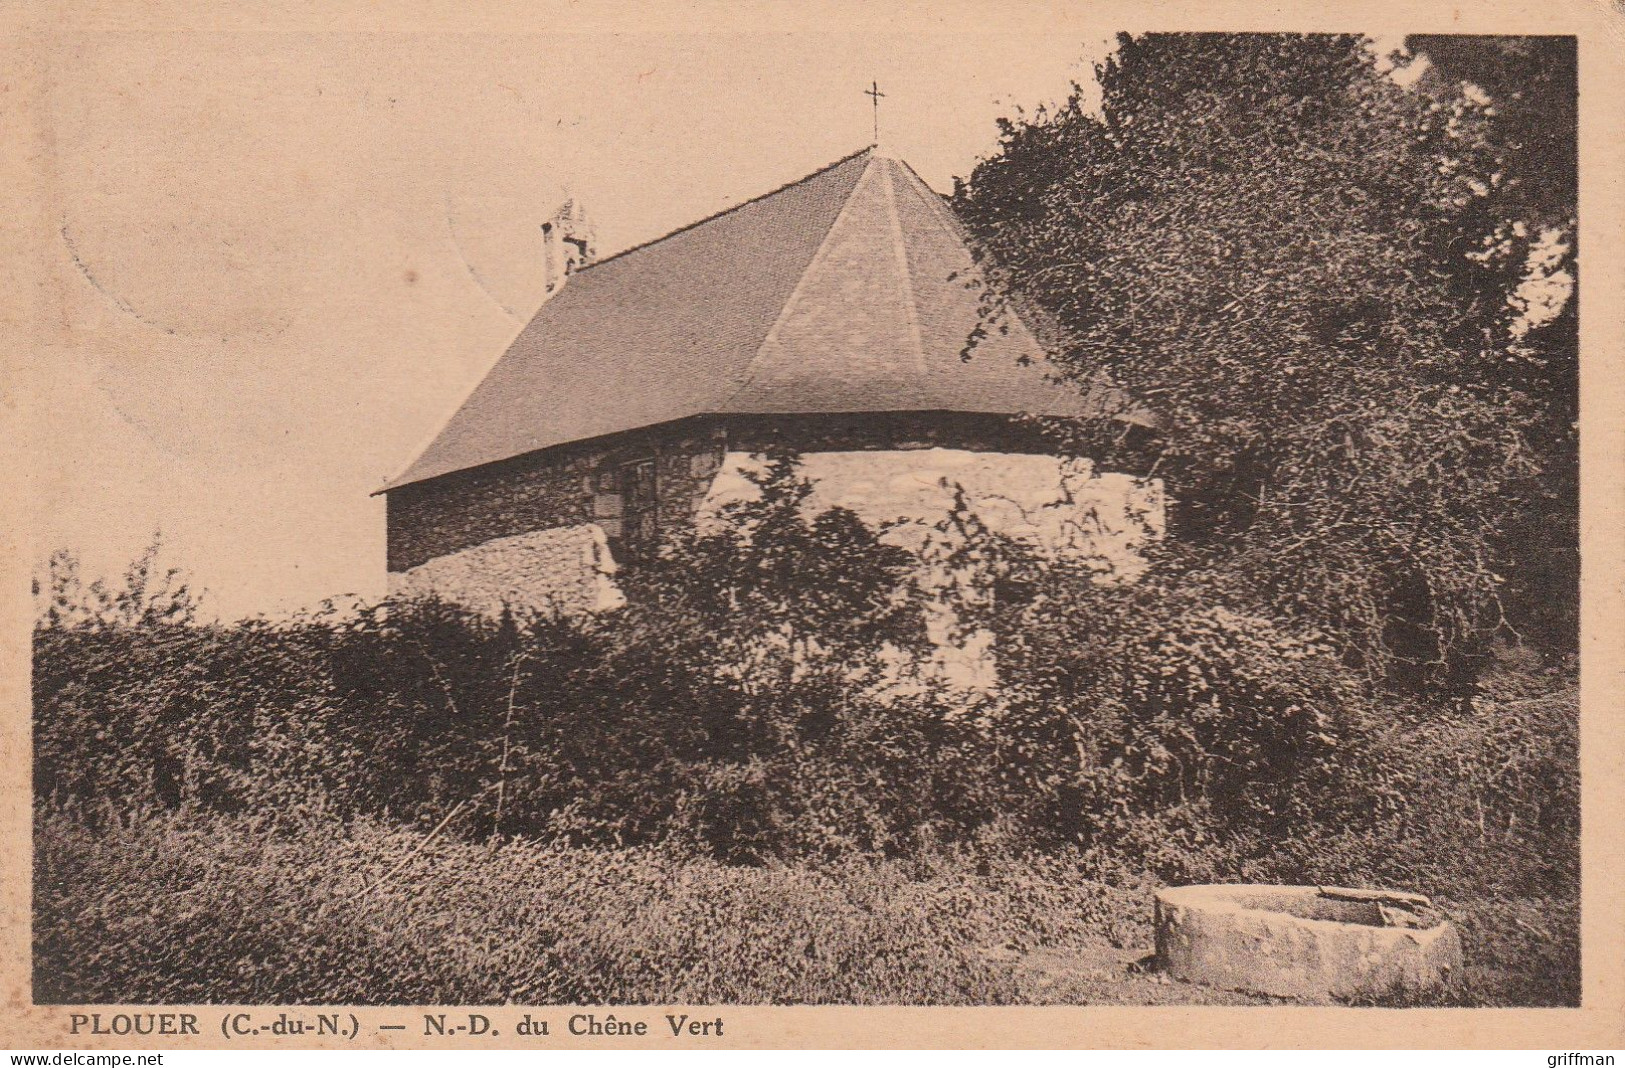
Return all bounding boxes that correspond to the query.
[2,0,1621,1049]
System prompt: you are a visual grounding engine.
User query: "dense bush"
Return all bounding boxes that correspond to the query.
[33,465,999,858]
[979,556,1365,858]
[34,459,1578,882]
[24,468,1376,865]
[32,489,1580,1003]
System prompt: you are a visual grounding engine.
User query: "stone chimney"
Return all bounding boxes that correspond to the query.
[541,198,596,295]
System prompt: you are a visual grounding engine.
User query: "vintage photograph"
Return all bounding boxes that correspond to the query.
[26,24,1582,1013]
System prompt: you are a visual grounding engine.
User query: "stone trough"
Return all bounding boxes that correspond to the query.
[1154,884,1462,1002]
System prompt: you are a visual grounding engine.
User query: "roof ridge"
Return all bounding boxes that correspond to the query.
[891,156,973,242]
[887,158,1060,371]
[878,159,928,373]
[715,152,882,409]
[572,145,876,275]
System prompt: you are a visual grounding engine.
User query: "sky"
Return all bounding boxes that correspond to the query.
[29,29,1113,620]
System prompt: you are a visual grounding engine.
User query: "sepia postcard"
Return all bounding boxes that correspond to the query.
[2,0,1623,1051]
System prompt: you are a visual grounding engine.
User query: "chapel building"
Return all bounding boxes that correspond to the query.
[381,147,1162,618]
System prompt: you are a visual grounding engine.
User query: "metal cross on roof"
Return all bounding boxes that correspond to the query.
[865,80,885,147]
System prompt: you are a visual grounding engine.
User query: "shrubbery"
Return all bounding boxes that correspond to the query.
[34,462,1577,892]
[32,466,1580,1003]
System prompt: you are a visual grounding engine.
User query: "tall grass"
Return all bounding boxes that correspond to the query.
[34,805,1155,1005]
[34,800,1577,1006]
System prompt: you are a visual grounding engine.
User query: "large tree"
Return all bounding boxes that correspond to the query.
[1406,34,1578,656]
[953,32,1577,689]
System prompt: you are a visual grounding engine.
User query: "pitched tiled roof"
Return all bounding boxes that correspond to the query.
[386,147,1107,491]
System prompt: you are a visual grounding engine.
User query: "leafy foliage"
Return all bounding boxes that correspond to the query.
[34,475,1577,878]
[985,562,1366,863]
[35,538,199,629]
[32,472,1578,1003]
[953,33,1577,686]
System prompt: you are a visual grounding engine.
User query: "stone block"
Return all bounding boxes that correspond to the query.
[1154,884,1463,1003]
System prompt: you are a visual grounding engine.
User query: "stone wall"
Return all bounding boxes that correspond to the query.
[388,524,625,617]
[384,413,1161,638]
[699,448,1165,580]
[700,448,1165,689]
[386,419,726,573]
